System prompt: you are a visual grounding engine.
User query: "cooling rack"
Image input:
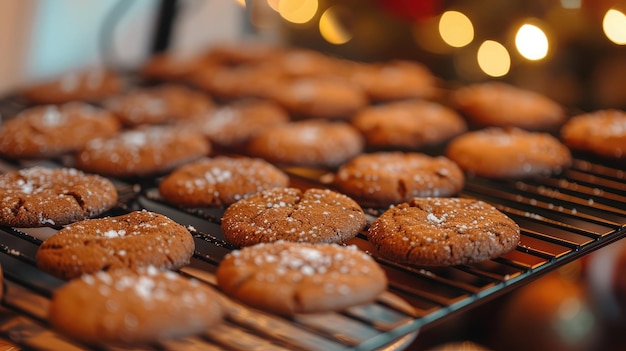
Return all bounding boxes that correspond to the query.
[0,94,625,350]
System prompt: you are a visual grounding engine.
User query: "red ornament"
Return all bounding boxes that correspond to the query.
[373,0,442,22]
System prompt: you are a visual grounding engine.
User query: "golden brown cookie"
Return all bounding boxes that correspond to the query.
[21,68,122,104]
[188,99,290,150]
[368,197,520,266]
[221,187,366,247]
[334,152,465,208]
[216,241,387,315]
[158,156,289,207]
[348,60,438,102]
[445,128,572,179]
[261,48,346,78]
[351,100,467,150]
[204,41,284,66]
[75,126,210,178]
[246,120,364,168]
[49,267,224,346]
[268,77,368,120]
[191,64,284,101]
[139,52,206,81]
[0,102,121,159]
[0,167,118,227]
[104,85,214,126]
[561,109,626,160]
[451,82,567,131]
[36,210,195,280]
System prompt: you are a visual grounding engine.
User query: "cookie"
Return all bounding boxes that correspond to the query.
[246,120,364,168]
[445,128,572,179]
[334,152,465,208]
[140,52,206,81]
[221,187,366,247]
[0,167,118,227]
[104,85,214,126]
[268,77,368,120]
[368,197,520,266]
[347,60,438,102]
[0,102,121,159]
[187,99,290,150]
[451,82,567,131]
[204,41,284,65]
[351,100,467,150]
[192,64,285,101]
[21,68,122,104]
[262,48,346,78]
[216,241,387,315]
[49,267,224,346]
[560,109,626,159]
[75,126,210,178]
[36,210,195,280]
[158,156,289,207]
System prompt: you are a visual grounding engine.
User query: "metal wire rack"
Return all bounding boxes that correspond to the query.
[0,94,625,350]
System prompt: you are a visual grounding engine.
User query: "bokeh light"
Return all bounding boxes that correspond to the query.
[319,6,352,45]
[515,23,549,60]
[439,11,474,48]
[603,8,626,45]
[477,40,511,77]
[278,0,318,24]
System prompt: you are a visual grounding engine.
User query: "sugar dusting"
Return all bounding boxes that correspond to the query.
[228,241,375,293]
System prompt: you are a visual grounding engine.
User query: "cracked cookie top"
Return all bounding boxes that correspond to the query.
[0,166,118,227]
[36,210,194,280]
[221,187,366,247]
[333,152,465,208]
[216,241,387,315]
[367,197,520,266]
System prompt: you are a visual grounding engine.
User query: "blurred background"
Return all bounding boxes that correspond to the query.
[1,1,626,350]
[2,0,626,110]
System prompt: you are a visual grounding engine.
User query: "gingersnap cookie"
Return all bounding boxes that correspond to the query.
[334,152,465,208]
[49,267,224,346]
[368,197,520,266]
[75,125,210,178]
[221,187,366,246]
[268,77,368,120]
[262,48,346,78]
[348,60,438,102]
[351,100,467,150]
[158,156,289,207]
[451,82,567,131]
[188,99,290,150]
[561,109,626,160]
[21,68,122,104]
[36,210,194,280]
[216,241,387,315]
[247,120,364,168]
[0,167,118,227]
[140,52,206,81]
[0,102,121,160]
[445,128,572,179]
[192,64,285,101]
[104,85,214,127]
[204,41,284,65]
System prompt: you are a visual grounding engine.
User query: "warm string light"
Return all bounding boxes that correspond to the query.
[239,1,625,77]
[603,8,626,45]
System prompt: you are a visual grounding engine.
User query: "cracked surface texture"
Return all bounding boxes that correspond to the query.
[216,241,387,315]
[36,210,194,280]
[0,167,118,227]
[368,197,520,266]
[221,187,366,247]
